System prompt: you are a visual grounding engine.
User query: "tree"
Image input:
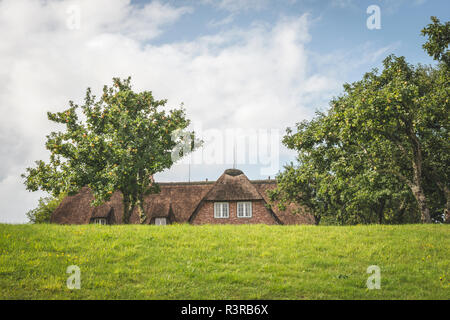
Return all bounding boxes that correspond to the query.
[270,17,449,224]
[22,77,198,224]
[421,16,450,66]
[421,16,450,222]
[26,193,66,224]
[269,112,419,225]
[331,56,446,223]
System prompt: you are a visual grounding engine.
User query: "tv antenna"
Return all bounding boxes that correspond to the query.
[233,140,236,169]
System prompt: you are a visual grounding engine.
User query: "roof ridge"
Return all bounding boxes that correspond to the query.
[157,181,215,185]
[156,179,275,186]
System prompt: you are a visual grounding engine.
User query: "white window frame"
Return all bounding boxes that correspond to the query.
[237,202,252,218]
[155,217,167,226]
[214,202,229,218]
[93,218,107,225]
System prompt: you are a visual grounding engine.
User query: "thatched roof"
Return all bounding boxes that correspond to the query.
[91,204,112,218]
[51,169,314,225]
[145,183,212,223]
[52,187,138,224]
[253,181,315,225]
[144,201,170,218]
[51,187,94,224]
[203,169,263,201]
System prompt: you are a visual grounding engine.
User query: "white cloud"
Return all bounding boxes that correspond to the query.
[202,0,270,12]
[331,0,355,9]
[207,13,236,27]
[330,0,427,12]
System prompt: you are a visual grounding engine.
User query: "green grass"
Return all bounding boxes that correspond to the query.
[0,224,448,299]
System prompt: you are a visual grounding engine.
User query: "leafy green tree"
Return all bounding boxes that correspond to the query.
[269,112,418,225]
[270,17,449,224]
[330,56,447,223]
[268,115,350,225]
[22,77,197,224]
[421,16,450,222]
[421,16,450,66]
[26,193,66,224]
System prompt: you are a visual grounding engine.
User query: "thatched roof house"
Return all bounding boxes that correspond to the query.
[51,169,314,225]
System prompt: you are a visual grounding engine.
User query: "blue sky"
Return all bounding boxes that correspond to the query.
[143,0,446,66]
[0,0,448,222]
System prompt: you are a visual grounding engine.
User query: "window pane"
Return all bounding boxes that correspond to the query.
[237,202,251,218]
[223,203,229,217]
[95,218,106,225]
[155,218,166,225]
[215,202,228,218]
[245,203,251,217]
[214,203,220,218]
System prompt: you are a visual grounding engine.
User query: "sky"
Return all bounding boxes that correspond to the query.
[0,0,448,223]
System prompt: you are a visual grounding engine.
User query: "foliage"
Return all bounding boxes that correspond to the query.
[421,16,450,66]
[25,193,66,224]
[22,77,198,223]
[269,17,449,224]
[268,108,421,225]
[421,16,450,223]
[0,224,448,299]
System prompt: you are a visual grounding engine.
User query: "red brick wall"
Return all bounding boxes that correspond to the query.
[192,200,279,225]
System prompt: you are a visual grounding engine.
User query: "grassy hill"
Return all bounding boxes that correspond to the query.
[0,224,448,299]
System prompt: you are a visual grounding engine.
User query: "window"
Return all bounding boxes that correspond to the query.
[93,218,107,225]
[214,202,229,218]
[237,202,252,218]
[155,218,167,226]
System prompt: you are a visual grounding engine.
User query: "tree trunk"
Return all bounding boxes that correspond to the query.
[135,170,147,224]
[377,198,386,224]
[313,214,321,225]
[444,186,450,224]
[122,195,133,224]
[136,197,147,224]
[408,130,432,223]
[122,193,147,224]
[411,184,431,223]
[396,199,407,223]
[433,180,449,223]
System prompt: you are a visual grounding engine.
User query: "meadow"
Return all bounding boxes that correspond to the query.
[0,224,448,299]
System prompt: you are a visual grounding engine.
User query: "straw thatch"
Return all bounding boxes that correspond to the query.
[51,187,94,224]
[203,169,263,201]
[144,182,212,223]
[51,169,314,225]
[253,181,315,225]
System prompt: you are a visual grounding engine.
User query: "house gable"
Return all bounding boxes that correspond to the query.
[191,199,280,225]
[188,169,283,224]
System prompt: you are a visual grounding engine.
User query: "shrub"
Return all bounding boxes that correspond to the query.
[26,193,66,224]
